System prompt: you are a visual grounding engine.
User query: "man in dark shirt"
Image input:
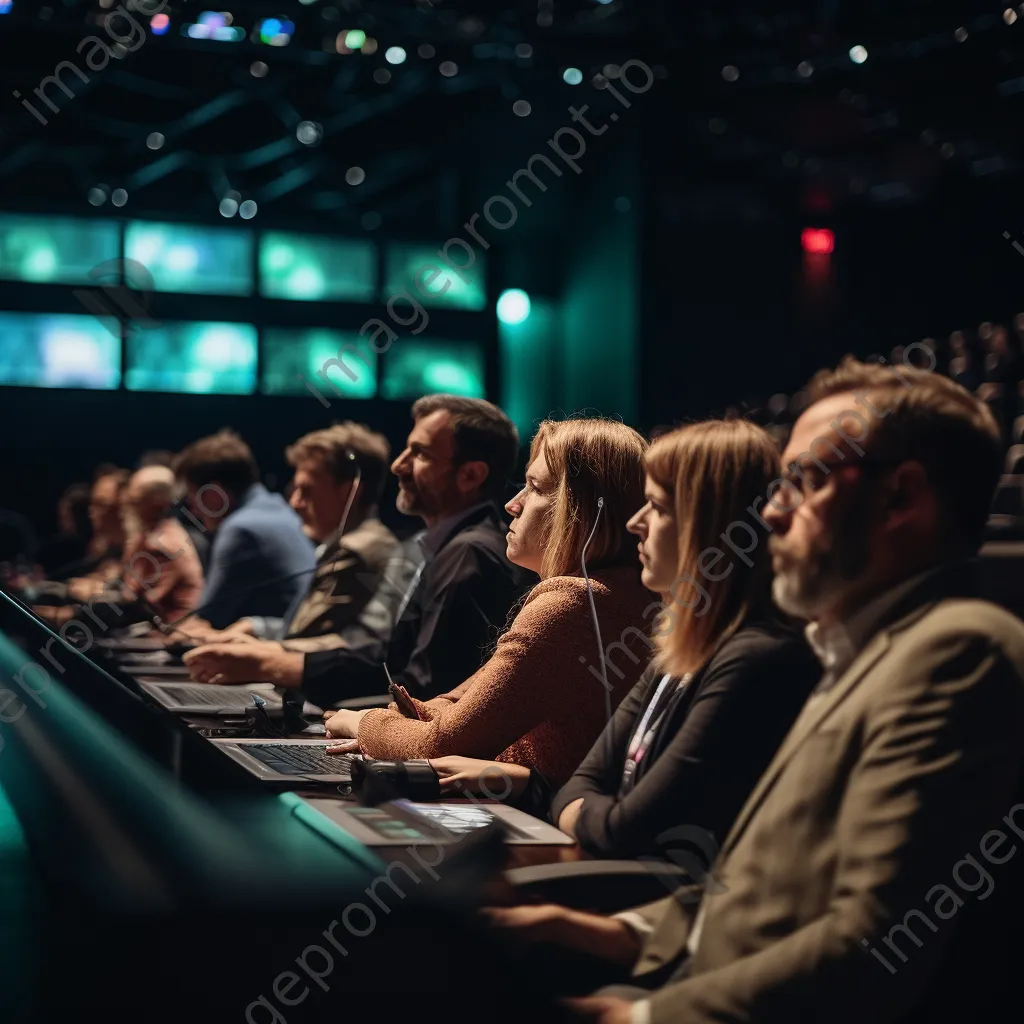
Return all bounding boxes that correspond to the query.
[185,395,526,705]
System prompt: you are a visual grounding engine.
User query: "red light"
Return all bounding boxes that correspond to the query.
[802,228,834,254]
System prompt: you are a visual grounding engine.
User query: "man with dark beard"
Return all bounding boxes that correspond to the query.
[485,358,1024,1024]
[186,395,526,704]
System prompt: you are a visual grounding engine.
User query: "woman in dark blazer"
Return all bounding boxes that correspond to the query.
[430,420,820,860]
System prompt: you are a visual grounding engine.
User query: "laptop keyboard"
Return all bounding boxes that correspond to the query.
[244,744,356,777]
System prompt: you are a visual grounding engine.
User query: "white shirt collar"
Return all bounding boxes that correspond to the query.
[804,567,940,681]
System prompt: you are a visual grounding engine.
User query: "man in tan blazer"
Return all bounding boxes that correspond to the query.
[490,357,1024,1024]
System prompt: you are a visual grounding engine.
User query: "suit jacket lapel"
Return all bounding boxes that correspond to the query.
[718,630,891,857]
[719,593,950,858]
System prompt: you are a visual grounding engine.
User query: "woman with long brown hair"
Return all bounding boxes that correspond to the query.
[322,417,654,789]
[430,419,820,859]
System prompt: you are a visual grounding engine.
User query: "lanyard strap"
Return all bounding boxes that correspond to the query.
[621,672,691,788]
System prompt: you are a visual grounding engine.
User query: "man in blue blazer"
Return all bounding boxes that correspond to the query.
[174,430,315,630]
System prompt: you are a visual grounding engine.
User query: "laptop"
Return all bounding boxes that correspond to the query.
[136,680,285,715]
[297,795,575,847]
[211,737,358,783]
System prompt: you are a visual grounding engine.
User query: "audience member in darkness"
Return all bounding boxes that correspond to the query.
[35,483,91,576]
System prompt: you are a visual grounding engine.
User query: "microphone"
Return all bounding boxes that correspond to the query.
[581,496,612,723]
[334,450,362,542]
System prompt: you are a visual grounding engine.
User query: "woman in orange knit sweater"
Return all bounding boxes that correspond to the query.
[322,418,654,789]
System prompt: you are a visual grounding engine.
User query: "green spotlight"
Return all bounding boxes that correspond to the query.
[346,29,366,49]
[497,288,531,325]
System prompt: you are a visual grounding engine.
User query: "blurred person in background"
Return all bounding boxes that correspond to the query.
[184,422,398,652]
[35,483,92,577]
[172,430,315,631]
[32,467,204,629]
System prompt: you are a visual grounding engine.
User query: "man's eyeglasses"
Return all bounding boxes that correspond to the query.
[776,455,905,502]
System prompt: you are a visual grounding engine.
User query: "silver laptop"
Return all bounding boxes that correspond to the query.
[136,680,288,715]
[211,737,358,783]
[298,795,575,846]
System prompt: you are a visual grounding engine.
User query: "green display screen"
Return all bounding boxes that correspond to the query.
[0,215,120,285]
[384,245,487,310]
[260,233,376,302]
[382,340,485,400]
[125,321,257,394]
[262,328,377,398]
[0,312,121,389]
[125,221,253,295]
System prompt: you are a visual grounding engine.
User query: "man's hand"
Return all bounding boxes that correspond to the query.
[183,641,304,687]
[33,605,74,626]
[563,996,636,1023]
[67,577,103,602]
[482,904,641,967]
[171,617,218,643]
[480,904,567,943]
[558,797,585,837]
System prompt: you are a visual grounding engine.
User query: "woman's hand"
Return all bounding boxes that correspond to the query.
[429,757,530,799]
[323,708,367,740]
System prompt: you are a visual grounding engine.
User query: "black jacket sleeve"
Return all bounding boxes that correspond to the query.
[552,630,820,859]
[393,540,515,698]
[549,664,664,824]
[301,534,521,707]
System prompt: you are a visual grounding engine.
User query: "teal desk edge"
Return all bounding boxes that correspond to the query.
[279,792,386,874]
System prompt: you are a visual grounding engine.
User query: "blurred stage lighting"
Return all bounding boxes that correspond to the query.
[849,45,868,64]
[150,13,169,34]
[219,198,238,218]
[497,288,531,325]
[801,228,834,255]
[345,29,366,49]
[257,17,294,46]
[0,0,13,13]
[146,132,165,149]
[111,189,128,208]
[563,67,583,85]
[345,167,365,186]
[722,65,739,82]
[385,46,407,64]
[239,200,258,220]
[296,120,323,145]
